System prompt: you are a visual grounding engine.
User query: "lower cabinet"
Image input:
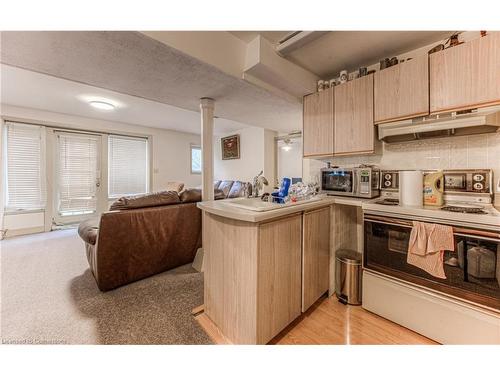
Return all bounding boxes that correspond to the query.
[257,214,302,344]
[302,207,331,312]
[203,208,331,344]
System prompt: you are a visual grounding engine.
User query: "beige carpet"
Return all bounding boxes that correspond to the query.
[0,229,212,344]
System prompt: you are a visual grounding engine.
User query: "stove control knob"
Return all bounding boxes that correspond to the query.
[384,180,391,187]
[384,174,392,180]
[473,174,484,182]
[473,182,484,190]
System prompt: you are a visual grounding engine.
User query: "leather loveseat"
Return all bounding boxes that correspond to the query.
[78,181,250,291]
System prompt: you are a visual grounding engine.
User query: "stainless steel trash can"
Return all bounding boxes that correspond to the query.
[335,249,362,305]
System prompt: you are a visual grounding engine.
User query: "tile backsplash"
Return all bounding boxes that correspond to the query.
[304,133,500,194]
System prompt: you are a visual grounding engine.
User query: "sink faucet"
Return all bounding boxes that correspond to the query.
[251,171,268,198]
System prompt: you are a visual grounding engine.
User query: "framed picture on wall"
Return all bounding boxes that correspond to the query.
[221,134,240,160]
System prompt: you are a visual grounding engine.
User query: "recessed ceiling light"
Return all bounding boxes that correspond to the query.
[89,100,115,111]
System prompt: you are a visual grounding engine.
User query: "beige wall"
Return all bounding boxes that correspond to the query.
[214,126,277,191]
[303,133,500,191]
[1,105,202,189]
[1,104,202,236]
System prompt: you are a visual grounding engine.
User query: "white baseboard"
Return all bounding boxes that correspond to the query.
[3,226,45,238]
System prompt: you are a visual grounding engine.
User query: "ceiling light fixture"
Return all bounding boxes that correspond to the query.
[89,100,115,111]
[281,138,293,151]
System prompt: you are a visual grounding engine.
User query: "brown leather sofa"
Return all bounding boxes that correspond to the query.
[78,181,250,291]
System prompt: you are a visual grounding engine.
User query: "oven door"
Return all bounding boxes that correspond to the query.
[321,169,354,195]
[364,214,500,310]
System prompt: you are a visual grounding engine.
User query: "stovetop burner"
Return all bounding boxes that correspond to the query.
[375,198,400,206]
[441,205,488,214]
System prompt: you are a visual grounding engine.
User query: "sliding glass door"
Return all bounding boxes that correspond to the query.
[54,131,103,224]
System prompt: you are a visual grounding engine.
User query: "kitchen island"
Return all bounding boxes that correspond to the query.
[197,195,363,344]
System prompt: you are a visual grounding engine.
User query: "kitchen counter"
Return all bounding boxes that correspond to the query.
[362,201,500,229]
[197,195,366,222]
[198,194,341,344]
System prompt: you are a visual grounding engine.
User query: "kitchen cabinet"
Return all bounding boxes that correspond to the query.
[374,55,429,123]
[430,32,500,114]
[334,74,375,155]
[302,207,330,312]
[203,211,302,344]
[303,87,334,157]
[257,214,302,344]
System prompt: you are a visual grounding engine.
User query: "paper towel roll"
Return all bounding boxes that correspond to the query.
[400,170,423,207]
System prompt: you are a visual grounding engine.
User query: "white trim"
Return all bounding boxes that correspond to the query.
[190,144,202,175]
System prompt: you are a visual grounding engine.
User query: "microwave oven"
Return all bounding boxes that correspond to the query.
[320,167,380,198]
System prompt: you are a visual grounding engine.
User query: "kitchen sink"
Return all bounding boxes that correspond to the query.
[221,196,322,212]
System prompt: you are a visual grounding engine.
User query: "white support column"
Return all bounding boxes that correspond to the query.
[200,97,215,201]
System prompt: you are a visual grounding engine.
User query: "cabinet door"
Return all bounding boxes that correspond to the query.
[302,207,330,312]
[430,32,500,113]
[334,75,374,155]
[303,88,334,157]
[257,214,302,344]
[374,55,429,123]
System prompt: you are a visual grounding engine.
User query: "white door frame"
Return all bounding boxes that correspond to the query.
[49,129,107,225]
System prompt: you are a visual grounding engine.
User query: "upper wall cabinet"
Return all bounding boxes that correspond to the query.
[430,32,500,114]
[334,75,374,155]
[374,55,429,124]
[303,88,334,157]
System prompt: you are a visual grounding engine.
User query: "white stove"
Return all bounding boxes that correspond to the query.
[367,169,500,229]
[364,199,500,230]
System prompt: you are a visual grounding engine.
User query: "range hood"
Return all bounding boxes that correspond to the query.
[378,106,500,143]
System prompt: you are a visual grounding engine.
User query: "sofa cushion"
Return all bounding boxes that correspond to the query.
[78,218,99,245]
[228,181,248,198]
[110,191,180,210]
[214,189,226,200]
[179,188,226,202]
[218,180,234,197]
[214,180,221,190]
[179,188,202,203]
[166,181,185,193]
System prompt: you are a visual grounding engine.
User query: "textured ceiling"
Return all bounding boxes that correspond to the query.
[0,64,247,135]
[0,31,302,133]
[229,31,291,44]
[284,31,453,78]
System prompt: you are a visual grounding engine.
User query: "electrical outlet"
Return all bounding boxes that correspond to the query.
[153,168,159,174]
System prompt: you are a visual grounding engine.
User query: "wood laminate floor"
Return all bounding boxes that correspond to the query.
[196,295,437,344]
[270,296,437,345]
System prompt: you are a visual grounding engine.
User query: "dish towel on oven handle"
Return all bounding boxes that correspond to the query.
[407,221,455,279]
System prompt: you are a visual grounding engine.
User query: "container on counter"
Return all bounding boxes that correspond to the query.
[424,171,444,207]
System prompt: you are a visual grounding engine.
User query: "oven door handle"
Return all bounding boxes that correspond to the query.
[364,216,500,242]
[364,216,413,228]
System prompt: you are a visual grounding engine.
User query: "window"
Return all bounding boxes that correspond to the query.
[191,145,201,174]
[4,122,46,211]
[57,132,99,216]
[108,135,149,197]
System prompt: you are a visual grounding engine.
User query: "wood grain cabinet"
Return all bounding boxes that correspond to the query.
[203,212,302,344]
[302,207,330,312]
[430,32,500,114]
[257,214,302,344]
[303,88,334,157]
[374,55,429,123]
[334,74,375,155]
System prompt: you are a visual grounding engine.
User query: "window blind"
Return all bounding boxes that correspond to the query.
[5,122,46,210]
[108,135,149,197]
[57,132,99,216]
